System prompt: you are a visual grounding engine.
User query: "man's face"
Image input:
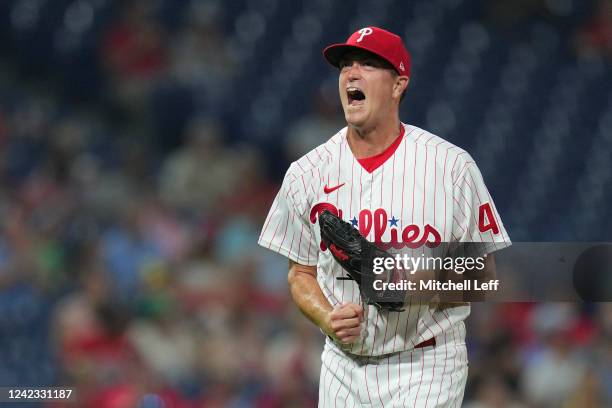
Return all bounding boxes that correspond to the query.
[338,50,400,129]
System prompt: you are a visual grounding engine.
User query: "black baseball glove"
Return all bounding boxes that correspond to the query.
[319,210,406,311]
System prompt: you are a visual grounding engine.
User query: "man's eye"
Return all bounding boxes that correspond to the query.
[339,61,351,69]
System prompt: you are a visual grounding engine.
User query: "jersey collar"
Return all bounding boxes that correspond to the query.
[356,124,405,173]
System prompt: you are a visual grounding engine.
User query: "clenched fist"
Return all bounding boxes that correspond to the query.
[327,302,364,344]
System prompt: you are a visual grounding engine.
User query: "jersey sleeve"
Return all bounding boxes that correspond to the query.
[258,169,319,266]
[451,160,511,254]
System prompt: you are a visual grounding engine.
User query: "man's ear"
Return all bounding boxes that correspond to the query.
[393,76,409,99]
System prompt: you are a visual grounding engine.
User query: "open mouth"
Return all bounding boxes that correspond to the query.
[347,87,366,105]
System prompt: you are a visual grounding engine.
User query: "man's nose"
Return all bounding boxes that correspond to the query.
[346,62,362,79]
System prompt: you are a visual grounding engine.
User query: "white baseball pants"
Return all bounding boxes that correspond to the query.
[318,328,468,407]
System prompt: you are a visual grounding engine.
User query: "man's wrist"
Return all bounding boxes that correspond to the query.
[320,310,335,338]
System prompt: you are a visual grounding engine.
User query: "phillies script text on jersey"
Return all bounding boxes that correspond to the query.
[310,203,442,251]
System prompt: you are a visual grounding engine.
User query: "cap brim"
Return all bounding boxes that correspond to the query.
[322,43,399,73]
[322,43,380,67]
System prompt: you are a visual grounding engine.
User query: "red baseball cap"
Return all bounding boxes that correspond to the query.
[323,26,411,76]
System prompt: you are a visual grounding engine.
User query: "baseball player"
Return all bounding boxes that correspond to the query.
[259,26,510,407]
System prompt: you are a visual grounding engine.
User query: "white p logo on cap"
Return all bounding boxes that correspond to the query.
[356,27,373,42]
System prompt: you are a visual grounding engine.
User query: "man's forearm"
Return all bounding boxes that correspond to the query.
[287,260,333,335]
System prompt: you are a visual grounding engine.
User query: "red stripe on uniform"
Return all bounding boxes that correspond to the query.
[304,153,316,168]
[388,133,401,355]
[454,161,473,183]
[442,147,454,238]
[338,141,348,304]
[306,228,312,261]
[364,364,374,405]
[387,354,393,402]
[301,175,308,196]
[369,171,373,216]
[449,152,467,183]
[267,210,284,249]
[423,313,445,408]
[295,160,305,173]
[276,204,293,250]
[321,346,333,405]
[359,165,363,216]
[296,223,304,260]
[327,347,342,407]
[433,145,439,226]
[345,354,355,406]
[337,139,342,203]
[422,142,429,226]
[411,140,419,224]
[434,330,449,407]
[260,198,280,239]
[375,362,384,406]
[413,348,426,406]
[334,357,350,406]
[444,310,458,406]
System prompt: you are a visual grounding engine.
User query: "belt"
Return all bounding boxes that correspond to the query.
[328,336,436,350]
[414,337,436,348]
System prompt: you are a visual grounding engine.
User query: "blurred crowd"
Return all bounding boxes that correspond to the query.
[0,78,321,406]
[0,0,611,407]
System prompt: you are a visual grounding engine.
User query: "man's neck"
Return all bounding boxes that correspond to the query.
[346,119,402,159]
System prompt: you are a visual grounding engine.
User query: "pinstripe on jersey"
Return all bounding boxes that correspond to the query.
[258,123,510,356]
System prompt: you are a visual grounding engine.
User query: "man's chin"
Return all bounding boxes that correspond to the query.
[344,112,368,128]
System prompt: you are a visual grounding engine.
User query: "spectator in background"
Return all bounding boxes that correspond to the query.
[284,81,345,161]
[170,2,237,106]
[260,309,322,406]
[1,95,55,184]
[100,198,165,297]
[213,147,276,262]
[128,295,197,385]
[464,375,526,408]
[521,304,588,407]
[100,0,168,114]
[484,0,549,29]
[53,263,110,359]
[565,370,604,408]
[159,117,242,213]
[590,303,612,406]
[0,201,40,289]
[55,295,142,407]
[574,0,612,59]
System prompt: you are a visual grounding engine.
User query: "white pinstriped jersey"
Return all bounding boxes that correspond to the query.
[259,123,510,356]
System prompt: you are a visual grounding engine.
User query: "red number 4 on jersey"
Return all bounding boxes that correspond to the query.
[478,203,500,234]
